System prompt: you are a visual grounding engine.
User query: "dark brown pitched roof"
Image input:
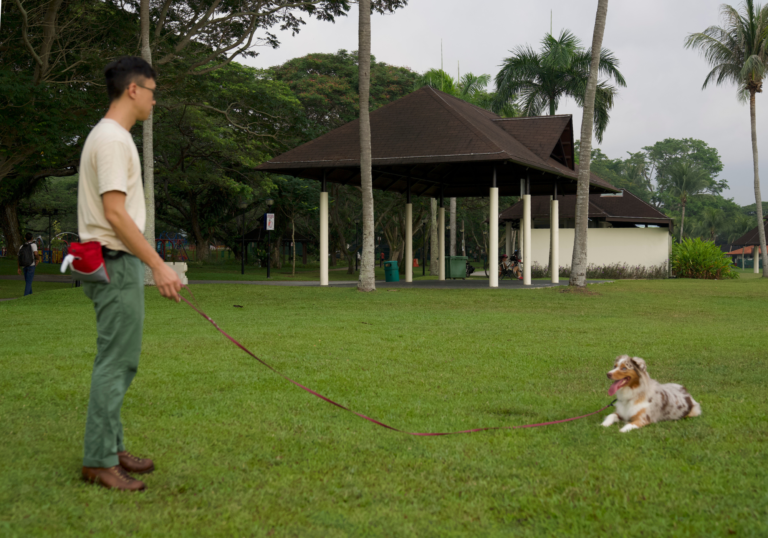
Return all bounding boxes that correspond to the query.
[499,189,673,227]
[255,87,618,198]
[493,115,574,167]
[732,217,768,245]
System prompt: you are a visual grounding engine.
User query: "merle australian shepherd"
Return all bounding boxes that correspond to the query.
[602,355,701,433]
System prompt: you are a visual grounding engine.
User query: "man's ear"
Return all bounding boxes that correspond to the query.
[630,357,647,372]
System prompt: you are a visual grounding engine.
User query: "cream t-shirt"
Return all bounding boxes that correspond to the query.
[78,118,146,253]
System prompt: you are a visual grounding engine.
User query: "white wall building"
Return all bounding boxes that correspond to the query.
[500,190,673,271]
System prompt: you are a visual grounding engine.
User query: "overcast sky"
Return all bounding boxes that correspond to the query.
[242,0,767,206]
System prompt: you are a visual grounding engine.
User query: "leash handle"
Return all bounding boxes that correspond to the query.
[180,287,614,436]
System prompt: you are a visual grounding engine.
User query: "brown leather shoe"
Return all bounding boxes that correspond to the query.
[118,451,155,474]
[82,465,145,491]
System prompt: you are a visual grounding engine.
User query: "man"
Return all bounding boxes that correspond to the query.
[78,56,181,492]
[17,232,41,296]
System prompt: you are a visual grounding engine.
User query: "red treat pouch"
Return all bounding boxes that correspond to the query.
[60,241,110,283]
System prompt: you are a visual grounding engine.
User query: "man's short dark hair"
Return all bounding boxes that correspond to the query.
[104,56,157,103]
[25,232,33,241]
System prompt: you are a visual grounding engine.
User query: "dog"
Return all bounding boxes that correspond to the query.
[601,355,701,433]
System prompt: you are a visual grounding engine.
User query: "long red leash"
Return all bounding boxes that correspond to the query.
[180,288,614,436]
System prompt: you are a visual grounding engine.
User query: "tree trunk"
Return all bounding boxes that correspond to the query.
[680,201,686,241]
[449,197,456,256]
[141,0,156,285]
[430,198,438,275]
[0,201,23,256]
[569,0,609,287]
[357,0,376,292]
[275,238,282,269]
[749,88,768,277]
[187,195,208,262]
[292,218,296,276]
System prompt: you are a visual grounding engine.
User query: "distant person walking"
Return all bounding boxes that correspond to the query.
[78,56,181,492]
[17,232,40,296]
[380,251,385,267]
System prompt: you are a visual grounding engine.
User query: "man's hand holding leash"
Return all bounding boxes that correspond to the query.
[102,175,181,301]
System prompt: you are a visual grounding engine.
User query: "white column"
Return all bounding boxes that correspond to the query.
[523,194,531,285]
[489,187,499,288]
[438,206,446,280]
[405,203,413,282]
[505,222,512,256]
[551,199,559,284]
[755,247,760,273]
[320,191,329,286]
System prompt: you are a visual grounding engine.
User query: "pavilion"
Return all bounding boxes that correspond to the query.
[256,86,618,287]
[499,188,673,270]
[728,216,767,272]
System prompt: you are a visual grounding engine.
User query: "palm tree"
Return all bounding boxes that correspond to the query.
[685,0,768,277]
[357,0,375,292]
[494,29,625,143]
[414,69,518,116]
[667,162,711,240]
[700,206,727,241]
[569,0,610,287]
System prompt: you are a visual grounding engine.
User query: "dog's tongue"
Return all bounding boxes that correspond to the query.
[608,379,626,396]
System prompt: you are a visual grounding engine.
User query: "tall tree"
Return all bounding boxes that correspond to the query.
[685,0,768,276]
[357,0,375,292]
[570,0,610,287]
[667,162,711,240]
[494,28,625,143]
[140,0,155,284]
[152,63,302,261]
[1,0,132,253]
[355,0,408,291]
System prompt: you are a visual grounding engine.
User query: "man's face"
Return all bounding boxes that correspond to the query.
[128,77,156,121]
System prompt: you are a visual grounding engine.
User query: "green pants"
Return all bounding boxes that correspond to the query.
[82,251,144,468]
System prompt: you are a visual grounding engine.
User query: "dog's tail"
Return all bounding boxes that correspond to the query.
[687,399,702,418]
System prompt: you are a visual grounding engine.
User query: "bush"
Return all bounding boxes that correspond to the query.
[529,262,669,280]
[671,238,739,280]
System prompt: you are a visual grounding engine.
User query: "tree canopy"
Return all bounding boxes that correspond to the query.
[494,29,626,143]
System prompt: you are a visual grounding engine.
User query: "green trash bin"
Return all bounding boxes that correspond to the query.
[445,256,468,279]
[384,260,400,282]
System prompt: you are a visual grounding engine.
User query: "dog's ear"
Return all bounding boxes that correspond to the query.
[630,357,647,372]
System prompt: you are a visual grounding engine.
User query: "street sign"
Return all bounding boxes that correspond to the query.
[265,213,275,231]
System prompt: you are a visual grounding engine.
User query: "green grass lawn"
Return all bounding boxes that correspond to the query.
[1,275,766,537]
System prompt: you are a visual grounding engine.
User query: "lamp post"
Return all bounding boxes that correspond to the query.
[461,220,465,256]
[266,198,274,278]
[239,200,248,275]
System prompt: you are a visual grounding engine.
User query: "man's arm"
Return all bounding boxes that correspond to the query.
[102,190,181,301]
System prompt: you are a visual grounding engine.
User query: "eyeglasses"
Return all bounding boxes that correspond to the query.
[135,83,158,97]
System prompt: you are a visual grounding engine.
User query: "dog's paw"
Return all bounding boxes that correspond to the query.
[619,423,639,433]
[601,413,619,427]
